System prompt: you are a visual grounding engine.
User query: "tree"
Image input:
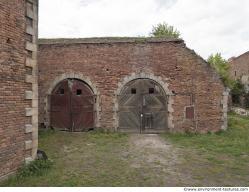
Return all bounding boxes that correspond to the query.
[231,79,245,105]
[207,53,233,88]
[231,80,245,95]
[150,22,180,38]
[208,53,246,106]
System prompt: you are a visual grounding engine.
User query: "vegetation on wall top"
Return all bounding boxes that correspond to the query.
[150,22,181,38]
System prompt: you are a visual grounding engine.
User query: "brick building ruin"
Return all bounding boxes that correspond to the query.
[0,0,38,180]
[0,1,229,180]
[38,38,228,134]
[229,51,249,92]
[228,51,249,108]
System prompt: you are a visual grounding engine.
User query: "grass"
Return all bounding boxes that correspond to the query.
[1,112,249,186]
[163,112,249,157]
[1,131,133,187]
[161,112,249,186]
[16,159,53,179]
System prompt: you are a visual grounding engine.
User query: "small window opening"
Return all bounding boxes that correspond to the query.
[149,88,155,94]
[59,89,64,95]
[235,71,237,76]
[77,89,82,95]
[131,88,136,94]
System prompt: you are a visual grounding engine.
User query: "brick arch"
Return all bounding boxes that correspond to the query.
[44,73,101,128]
[113,72,175,131]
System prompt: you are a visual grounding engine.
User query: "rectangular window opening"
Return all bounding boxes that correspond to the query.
[58,89,64,95]
[149,88,155,94]
[77,89,82,95]
[131,88,136,94]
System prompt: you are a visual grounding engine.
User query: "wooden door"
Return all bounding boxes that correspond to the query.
[118,79,168,133]
[71,79,95,132]
[50,79,95,131]
[50,79,71,131]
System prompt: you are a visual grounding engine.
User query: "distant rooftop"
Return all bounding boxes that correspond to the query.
[38,37,184,45]
[229,51,249,62]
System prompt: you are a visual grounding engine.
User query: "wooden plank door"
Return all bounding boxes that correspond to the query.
[50,79,95,131]
[118,79,168,133]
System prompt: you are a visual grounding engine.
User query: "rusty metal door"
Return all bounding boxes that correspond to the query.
[118,79,168,133]
[50,79,95,131]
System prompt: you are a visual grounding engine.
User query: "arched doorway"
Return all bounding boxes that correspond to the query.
[118,78,168,133]
[50,78,95,132]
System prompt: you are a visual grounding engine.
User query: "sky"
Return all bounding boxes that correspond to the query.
[39,0,249,59]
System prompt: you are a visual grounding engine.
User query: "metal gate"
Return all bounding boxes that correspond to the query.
[50,79,95,132]
[118,79,168,133]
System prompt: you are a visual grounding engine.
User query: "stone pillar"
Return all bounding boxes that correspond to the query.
[221,89,229,130]
[24,0,39,163]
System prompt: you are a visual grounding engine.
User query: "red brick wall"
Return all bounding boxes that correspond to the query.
[38,38,226,133]
[229,52,249,80]
[0,0,38,179]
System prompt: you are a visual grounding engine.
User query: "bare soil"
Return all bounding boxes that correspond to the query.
[127,134,198,186]
[127,134,249,186]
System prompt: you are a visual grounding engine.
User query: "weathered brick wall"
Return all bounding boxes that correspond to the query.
[229,51,249,80]
[0,0,38,179]
[38,38,227,133]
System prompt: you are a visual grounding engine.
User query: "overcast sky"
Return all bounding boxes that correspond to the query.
[39,0,249,59]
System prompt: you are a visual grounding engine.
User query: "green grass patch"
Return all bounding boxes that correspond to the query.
[1,131,131,187]
[1,159,53,186]
[16,159,53,179]
[163,113,249,157]
[161,113,249,186]
[1,113,248,186]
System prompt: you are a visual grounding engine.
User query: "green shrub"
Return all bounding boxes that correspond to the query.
[17,159,53,179]
[150,22,181,38]
[207,53,233,88]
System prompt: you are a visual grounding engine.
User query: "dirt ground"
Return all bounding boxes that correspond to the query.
[128,134,191,186]
[127,134,248,186]
[1,129,248,187]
